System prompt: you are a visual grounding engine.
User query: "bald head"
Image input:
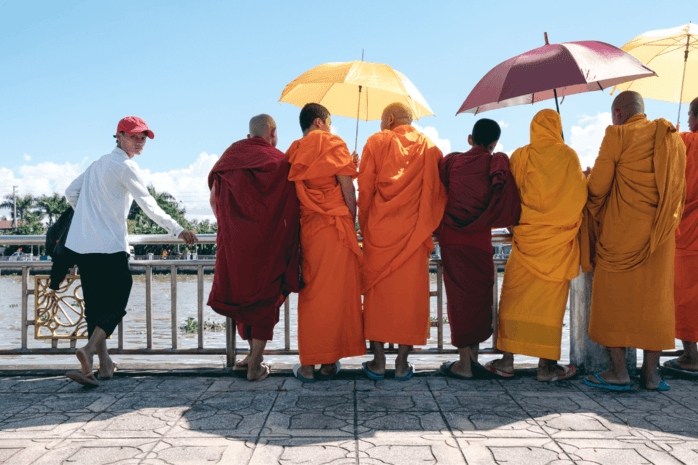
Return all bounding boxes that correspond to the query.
[689,97,698,132]
[612,91,645,126]
[248,114,278,147]
[380,102,414,131]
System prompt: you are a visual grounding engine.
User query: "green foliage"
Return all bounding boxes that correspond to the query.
[179,317,226,334]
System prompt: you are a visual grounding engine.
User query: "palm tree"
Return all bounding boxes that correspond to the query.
[36,193,70,226]
[0,194,35,225]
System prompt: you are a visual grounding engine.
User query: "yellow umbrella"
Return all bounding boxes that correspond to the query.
[612,23,698,127]
[279,60,434,150]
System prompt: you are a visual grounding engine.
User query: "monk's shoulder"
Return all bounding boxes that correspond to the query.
[366,130,392,147]
[285,139,302,161]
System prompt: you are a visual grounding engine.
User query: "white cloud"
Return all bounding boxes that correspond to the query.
[569,112,612,170]
[0,160,86,208]
[412,123,451,154]
[330,125,339,135]
[23,154,31,161]
[498,121,509,128]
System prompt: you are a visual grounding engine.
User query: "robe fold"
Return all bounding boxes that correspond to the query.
[497,110,587,360]
[437,146,521,348]
[675,130,698,343]
[358,125,447,346]
[207,137,301,341]
[286,130,366,365]
[583,114,686,351]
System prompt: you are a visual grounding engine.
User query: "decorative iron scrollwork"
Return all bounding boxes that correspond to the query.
[34,275,87,340]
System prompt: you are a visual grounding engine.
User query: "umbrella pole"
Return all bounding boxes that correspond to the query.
[676,32,691,128]
[355,85,362,152]
[553,88,565,141]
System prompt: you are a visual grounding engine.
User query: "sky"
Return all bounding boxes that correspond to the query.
[0,0,694,222]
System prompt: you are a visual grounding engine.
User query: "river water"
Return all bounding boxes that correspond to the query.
[0,273,682,367]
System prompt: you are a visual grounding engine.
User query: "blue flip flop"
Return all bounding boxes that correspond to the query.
[582,373,632,392]
[292,364,315,383]
[641,372,671,391]
[662,359,698,378]
[394,363,414,381]
[361,361,385,381]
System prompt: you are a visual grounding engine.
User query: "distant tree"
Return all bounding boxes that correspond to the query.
[36,193,70,226]
[127,186,190,255]
[0,194,35,224]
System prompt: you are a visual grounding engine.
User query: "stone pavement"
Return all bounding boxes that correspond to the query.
[0,365,696,464]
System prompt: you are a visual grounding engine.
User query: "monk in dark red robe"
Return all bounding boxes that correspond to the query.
[437,119,521,379]
[207,114,301,382]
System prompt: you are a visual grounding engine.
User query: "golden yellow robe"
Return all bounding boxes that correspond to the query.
[583,114,686,351]
[497,110,587,360]
[358,125,447,346]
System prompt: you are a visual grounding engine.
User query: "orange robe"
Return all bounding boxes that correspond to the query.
[286,130,366,365]
[497,110,587,360]
[358,125,447,346]
[583,114,686,351]
[675,130,698,343]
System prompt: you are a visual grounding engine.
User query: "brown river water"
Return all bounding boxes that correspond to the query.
[0,273,681,367]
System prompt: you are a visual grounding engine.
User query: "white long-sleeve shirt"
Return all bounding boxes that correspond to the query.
[65,147,184,254]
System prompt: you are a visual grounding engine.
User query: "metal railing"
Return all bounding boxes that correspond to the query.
[0,233,514,366]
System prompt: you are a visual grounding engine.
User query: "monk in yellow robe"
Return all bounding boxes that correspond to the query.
[664,96,698,376]
[486,109,587,382]
[583,91,686,391]
[358,102,447,380]
[286,103,366,382]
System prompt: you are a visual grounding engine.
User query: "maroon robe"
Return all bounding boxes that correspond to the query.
[437,146,521,347]
[207,137,301,341]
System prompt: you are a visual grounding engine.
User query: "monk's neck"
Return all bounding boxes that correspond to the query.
[303,128,327,138]
[623,114,646,125]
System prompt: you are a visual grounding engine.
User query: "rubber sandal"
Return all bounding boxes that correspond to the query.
[249,364,270,382]
[661,359,698,378]
[292,364,315,383]
[439,361,474,380]
[361,361,385,381]
[316,361,341,381]
[394,363,414,381]
[640,373,671,391]
[232,359,249,372]
[483,361,515,378]
[545,364,576,382]
[98,361,118,379]
[66,370,99,386]
[582,373,632,392]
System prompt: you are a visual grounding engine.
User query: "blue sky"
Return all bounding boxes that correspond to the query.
[0,0,693,220]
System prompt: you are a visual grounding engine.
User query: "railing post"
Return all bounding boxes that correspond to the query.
[145,265,153,349]
[492,265,500,350]
[226,317,234,367]
[21,266,28,350]
[437,261,443,350]
[284,297,290,351]
[197,265,204,349]
[170,265,177,349]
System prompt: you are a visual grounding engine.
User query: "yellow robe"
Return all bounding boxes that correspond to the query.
[497,109,587,360]
[358,125,447,346]
[583,114,686,351]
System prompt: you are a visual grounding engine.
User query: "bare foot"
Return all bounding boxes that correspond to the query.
[297,365,314,381]
[234,355,251,371]
[489,358,514,375]
[395,358,411,378]
[319,363,337,377]
[536,363,574,382]
[76,347,94,375]
[584,369,629,386]
[367,358,385,376]
[449,360,473,378]
[641,367,661,390]
[664,356,698,372]
[248,363,270,382]
[98,359,118,379]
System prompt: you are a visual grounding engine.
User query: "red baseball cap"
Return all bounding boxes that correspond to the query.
[116,116,154,139]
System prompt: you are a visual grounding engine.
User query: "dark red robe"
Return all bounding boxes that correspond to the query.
[207,137,301,341]
[437,146,521,347]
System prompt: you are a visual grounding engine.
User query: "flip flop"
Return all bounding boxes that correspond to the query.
[545,364,577,382]
[582,373,632,392]
[66,370,99,386]
[249,363,271,382]
[361,361,385,381]
[232,360,249,372]
[661,359,698,378]
[439,361,473,380]
[640,373,671,392]
[98,361,118,379]
[483,361,515,378]
[394,363,414,381]
[292,364,315,383]
[316,361,341,381]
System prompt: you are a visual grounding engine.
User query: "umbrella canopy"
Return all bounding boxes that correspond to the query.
[457,41,657,115]
[611,23,697,125]
[279,60,434,121]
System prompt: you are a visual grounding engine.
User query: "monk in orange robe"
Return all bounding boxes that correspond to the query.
[358,102,447,380]
[286,103,366,382]
[208,114,301,382]
[583,91,686,391]
[486,109,587,382]
[664,96,698,376]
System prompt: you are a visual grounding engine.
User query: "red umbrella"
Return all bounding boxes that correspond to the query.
[457,35,657,116]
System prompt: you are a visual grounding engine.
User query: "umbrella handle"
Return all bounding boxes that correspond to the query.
[355,85,362,153]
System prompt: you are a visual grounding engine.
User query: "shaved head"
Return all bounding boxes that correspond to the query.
[248,114,278,147]
[689,97,698,132]
[612,91,645,125]
[381,102,414,131]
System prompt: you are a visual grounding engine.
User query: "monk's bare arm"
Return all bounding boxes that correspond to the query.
[209,180,217,220]
[337,175,357,222]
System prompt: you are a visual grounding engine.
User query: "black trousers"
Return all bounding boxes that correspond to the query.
[72,250,133,339]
